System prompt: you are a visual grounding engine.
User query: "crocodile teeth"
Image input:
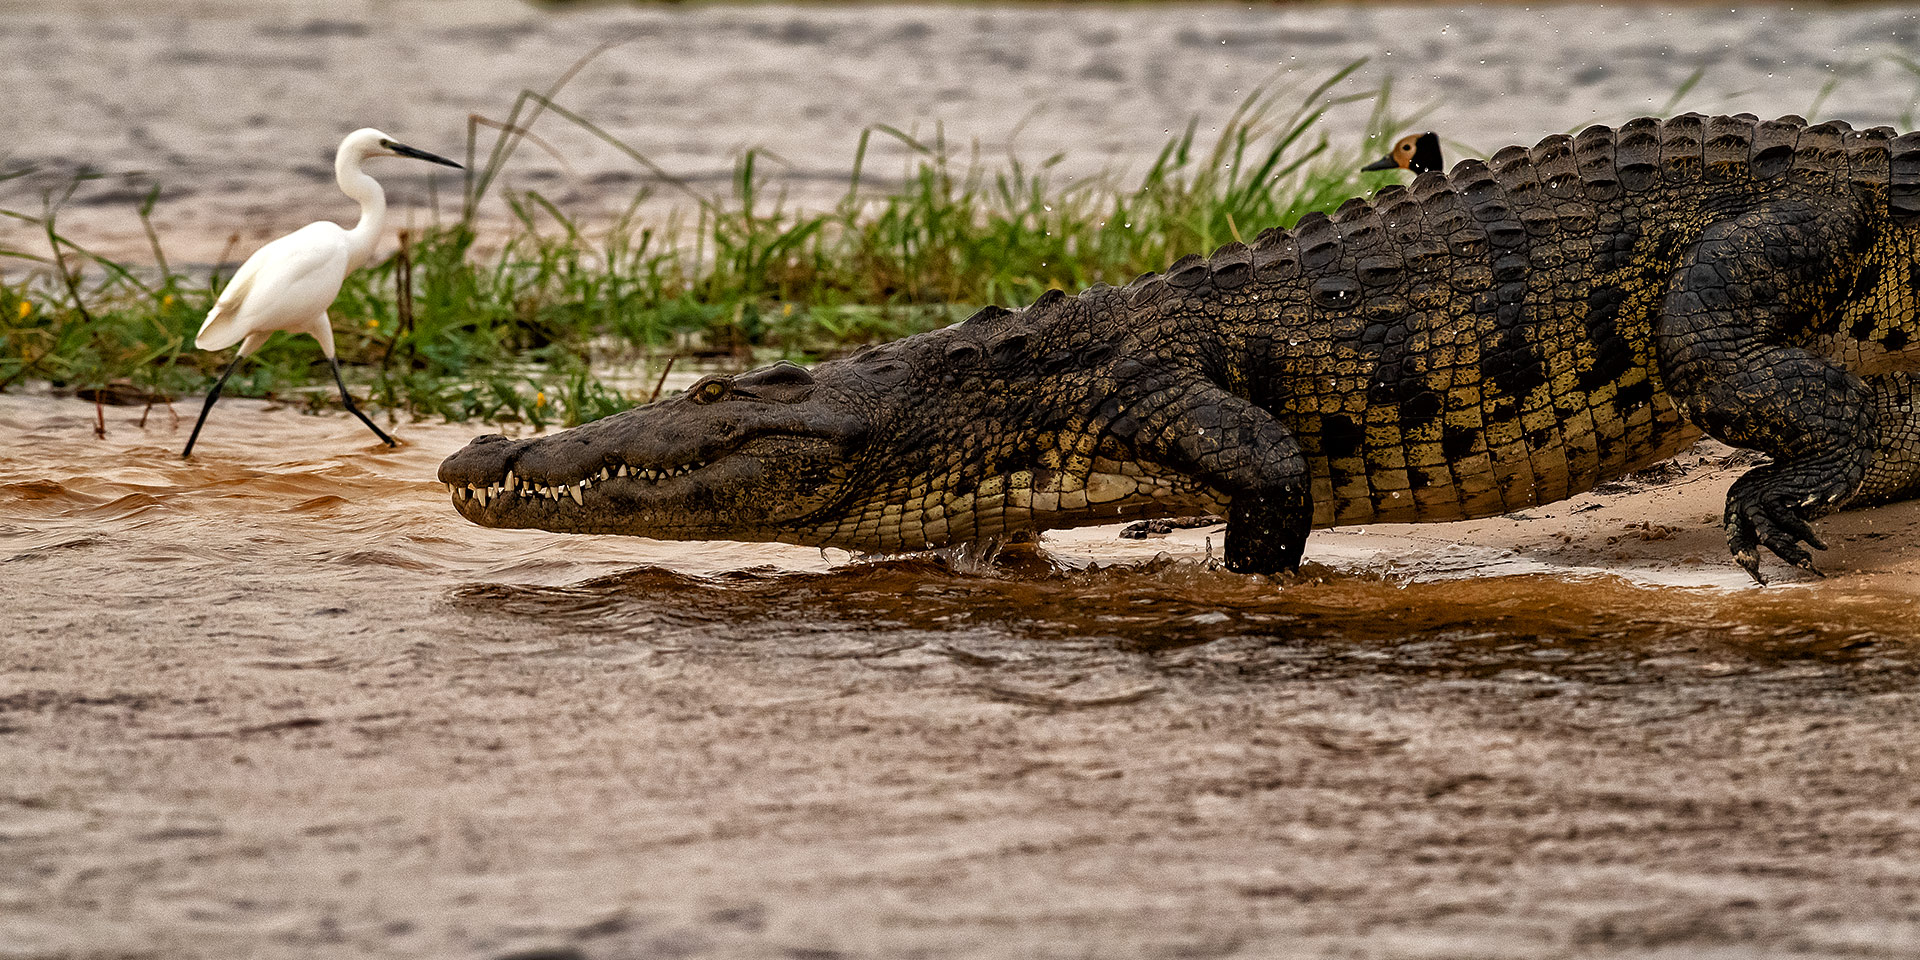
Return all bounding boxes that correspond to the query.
[616,465,629,478]
[568,483,585,506]
[504,473,518,493]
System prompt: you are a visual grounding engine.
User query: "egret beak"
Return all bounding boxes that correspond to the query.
[383,140,464,169]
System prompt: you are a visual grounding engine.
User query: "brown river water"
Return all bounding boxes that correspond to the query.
[6,391,1920,958]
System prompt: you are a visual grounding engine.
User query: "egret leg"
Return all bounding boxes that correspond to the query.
[329,357,396,448]
[180,353,245,458]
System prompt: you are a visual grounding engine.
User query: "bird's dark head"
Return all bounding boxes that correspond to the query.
[1363,132,1444,174]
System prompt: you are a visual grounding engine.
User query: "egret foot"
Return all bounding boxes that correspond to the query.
[181,354,244,458]
[329,357,396,448]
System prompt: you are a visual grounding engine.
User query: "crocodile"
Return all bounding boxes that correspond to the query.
[440,113,1920,582]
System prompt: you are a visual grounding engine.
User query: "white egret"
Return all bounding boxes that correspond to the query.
[182,128,463,458]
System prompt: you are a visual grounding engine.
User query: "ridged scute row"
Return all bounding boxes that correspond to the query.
[1002,114,1917,347]
[1892,129,1920,221]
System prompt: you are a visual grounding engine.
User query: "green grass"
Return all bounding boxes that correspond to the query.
[0,58,1424,429]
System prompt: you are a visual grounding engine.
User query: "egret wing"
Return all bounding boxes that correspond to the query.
[195,223,352,352]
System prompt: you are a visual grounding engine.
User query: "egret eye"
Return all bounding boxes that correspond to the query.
[692,378,731,404]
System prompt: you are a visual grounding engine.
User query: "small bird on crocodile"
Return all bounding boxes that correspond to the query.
[1364,132,1445,174]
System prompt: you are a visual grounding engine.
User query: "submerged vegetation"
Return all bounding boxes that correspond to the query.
[0,60,1423,429]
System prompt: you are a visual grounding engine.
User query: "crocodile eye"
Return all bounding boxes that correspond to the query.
[691,378,731,404]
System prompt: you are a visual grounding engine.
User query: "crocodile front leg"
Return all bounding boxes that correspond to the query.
[1657,197,1879,583]
[1132,383,1312,574]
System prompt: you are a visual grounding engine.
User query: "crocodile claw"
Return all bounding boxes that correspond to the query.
[1724,468,1837,585]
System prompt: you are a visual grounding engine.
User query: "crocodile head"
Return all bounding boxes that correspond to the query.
[438,360,878,547]
[438,305,1227,553]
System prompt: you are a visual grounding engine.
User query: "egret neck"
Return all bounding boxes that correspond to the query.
[338,143,388,272]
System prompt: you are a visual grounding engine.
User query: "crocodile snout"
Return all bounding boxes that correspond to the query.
[438,433,522,487]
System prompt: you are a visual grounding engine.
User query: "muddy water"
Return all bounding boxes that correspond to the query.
[9,1,1920,265]
[7,392,1920,958]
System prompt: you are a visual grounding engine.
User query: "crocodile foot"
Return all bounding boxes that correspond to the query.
[1722,464,1848,584]
[1225,486,1312,575]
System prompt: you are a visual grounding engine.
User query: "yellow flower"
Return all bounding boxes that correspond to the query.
[534,390,547,408]
[161,294,175,309]
[783,302,794,317]
[365,318,379,330]
[15,301,29,320]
